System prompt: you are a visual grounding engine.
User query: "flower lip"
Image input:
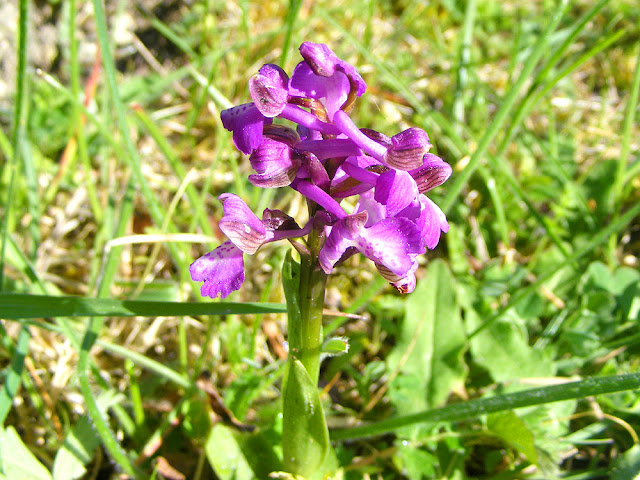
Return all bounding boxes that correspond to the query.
[190,241,245,299]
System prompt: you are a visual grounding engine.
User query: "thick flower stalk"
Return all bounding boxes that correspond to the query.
[190,42,452,478]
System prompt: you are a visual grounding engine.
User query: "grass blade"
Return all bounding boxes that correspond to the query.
[0,293,287,318]
[331,372,640,440]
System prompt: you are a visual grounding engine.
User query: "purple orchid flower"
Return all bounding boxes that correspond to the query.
[318,211,425,292]
[192,42,452,298]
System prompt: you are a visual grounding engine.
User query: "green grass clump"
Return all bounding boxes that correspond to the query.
[1,0,640,478]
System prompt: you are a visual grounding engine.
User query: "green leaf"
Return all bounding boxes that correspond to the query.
[610,444,640,480]
[332,373,640,441]
[52,391,125,480]
[387,259,467,412]
[282,359,329,478]
[322,336,350,356]
[393,441,437,480]
[468,309,554,382]
[205,424,255,480]
[206,423,283,480]
[487,411,538,465]
[0,293,286,319]
[0,426,52,480]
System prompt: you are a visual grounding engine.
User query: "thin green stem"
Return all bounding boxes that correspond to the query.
[288,231,328,384]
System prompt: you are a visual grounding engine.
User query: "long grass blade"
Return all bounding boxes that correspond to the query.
[331,372,640,440]
[0,293,287,319]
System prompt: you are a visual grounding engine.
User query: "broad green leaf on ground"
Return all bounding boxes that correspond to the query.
[520,400,576,476]
[580,262,640,319]
[392,441,437,480]
[387,259,467,413]
[52,391,125,480]
[487,411,538,465]
[467,307,554,382]
[205,424,255,480]
[0,426,52,480]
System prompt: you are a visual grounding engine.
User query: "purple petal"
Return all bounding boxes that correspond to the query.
[319,212,368,273]
[409,154,453,193]
[354,190,386,227]
[357,217,424,277]
[249,64,290,117]
[417,195,449,250]
[298,42,366,96]
[299,42,341,77]
[220,103,271,155]
[386,128,431,171]
[289,62,350,120]
[218,194,268,254]
[302,152,330,190]
[248,130,300,188]
[374,170,419,217]
[190,241,245,299]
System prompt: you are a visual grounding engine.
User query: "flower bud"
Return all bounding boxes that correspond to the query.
[249,64,289,117]
[386,128,431,171]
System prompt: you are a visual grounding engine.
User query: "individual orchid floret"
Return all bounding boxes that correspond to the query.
[249,64,290,117]
[289,43,365,121]
[220,103,272,155]
[319,212,424,282]
[191,196,312,298]
[298,42,366,95]
[190,241,245,299]
[409,153,453,193]
[249,125,301,188]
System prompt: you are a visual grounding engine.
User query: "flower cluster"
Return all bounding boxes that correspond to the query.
[190,42,452,298]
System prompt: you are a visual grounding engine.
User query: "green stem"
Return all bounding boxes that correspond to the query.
[281,228,330,478]
[292,231,328,384]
